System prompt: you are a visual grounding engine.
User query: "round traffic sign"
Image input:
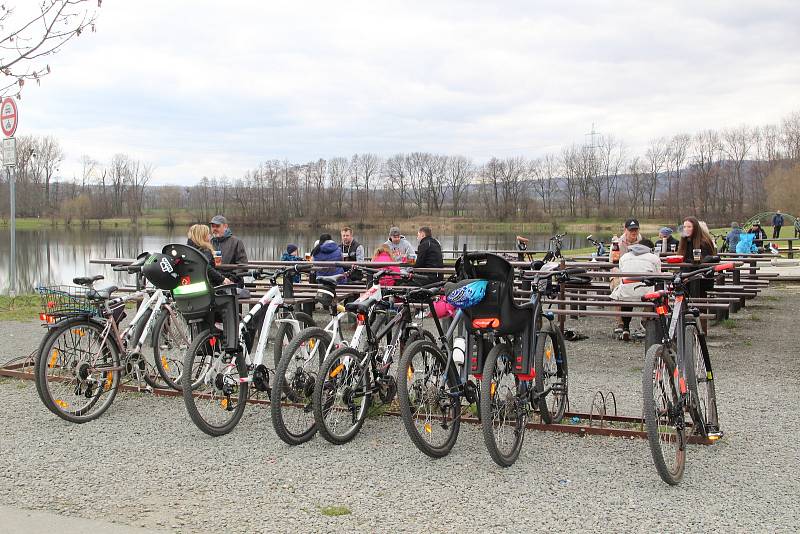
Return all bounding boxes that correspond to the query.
[1,97,18,137]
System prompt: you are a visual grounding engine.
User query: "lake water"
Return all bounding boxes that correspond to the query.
[0,226,610,293]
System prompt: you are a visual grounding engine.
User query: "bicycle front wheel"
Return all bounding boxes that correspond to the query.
[685,325,720,434]
[643,343,686,485]
[313,346,370,445]
[35,318,120,423]
[271,327,331,445]
[397,339,461,458]
[272,311,315,368]
[151,308,193,391]
[534,324,568,424]
[480,342,526,467]
[181,330,248,437]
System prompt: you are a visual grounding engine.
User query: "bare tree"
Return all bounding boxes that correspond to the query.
[720,126,753,214]
[445,155,472,217]
[644,137,668,216]
[1,1,101,97]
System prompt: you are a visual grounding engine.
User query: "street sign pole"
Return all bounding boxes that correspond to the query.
[2,97,19,297]
[8,166,15,297]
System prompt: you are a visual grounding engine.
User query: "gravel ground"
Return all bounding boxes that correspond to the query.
[1,285,798,533]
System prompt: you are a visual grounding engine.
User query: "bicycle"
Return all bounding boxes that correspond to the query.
[586,234,607,259]
[34,255,185,423]
[181,263,314,436]
[543,233,565,262]
[270,270,359,446]
[311,268,436,445]
[396,281,483,458]
[473,254,588,467]
[638,259,730,484]
[710,233,730,254]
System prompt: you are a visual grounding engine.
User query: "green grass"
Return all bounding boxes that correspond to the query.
[749,314,762,322]
[743,339,752,347]
[720,319,737,329]
[320,505,351,517]
[0,295,40,321]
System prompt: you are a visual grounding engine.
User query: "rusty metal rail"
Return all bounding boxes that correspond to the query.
[0,358,713,446]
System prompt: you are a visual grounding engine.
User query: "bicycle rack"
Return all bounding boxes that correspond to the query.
[0,356,716,445]
[588,390,617,429]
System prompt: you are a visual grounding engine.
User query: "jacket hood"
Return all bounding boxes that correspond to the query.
[320,240,340,253]
[627,244,653,256]
[213,228,233,242]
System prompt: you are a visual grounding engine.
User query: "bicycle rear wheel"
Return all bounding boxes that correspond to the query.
[534,324,568,424]
[271,327,331,445]
[35,318,120,423]
[397,339,461,458]
[313,346,370,445]
[685,325,720,434]
[151,308,193,391]
[181,330,248,437]
[480,342,526,467]
[642,343,686,485]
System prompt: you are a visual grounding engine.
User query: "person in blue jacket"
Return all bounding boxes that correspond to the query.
[726,222,743,252]
[311,233,344,278]
[772,211,785,239]
[280,243,304,283]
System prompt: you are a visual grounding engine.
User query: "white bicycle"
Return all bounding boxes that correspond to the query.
[181,264,314,436]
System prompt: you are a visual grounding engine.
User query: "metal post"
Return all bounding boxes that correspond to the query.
[8,166,15,297]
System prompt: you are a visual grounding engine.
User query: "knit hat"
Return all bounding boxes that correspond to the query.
[659,227,673,236]
[286,243,298,254]
[389,226,401,236]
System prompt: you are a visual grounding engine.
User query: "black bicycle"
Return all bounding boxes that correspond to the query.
[312,268,435,445]
[477,257,588,467]
[638,260,730,484]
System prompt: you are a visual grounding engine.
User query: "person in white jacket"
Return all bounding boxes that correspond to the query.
[610,239,661,341]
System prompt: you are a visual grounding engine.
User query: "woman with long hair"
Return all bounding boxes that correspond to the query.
[187,224,230,286]
[676,216,716,298]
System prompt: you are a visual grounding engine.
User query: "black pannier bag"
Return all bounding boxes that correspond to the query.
[453,252,531,336]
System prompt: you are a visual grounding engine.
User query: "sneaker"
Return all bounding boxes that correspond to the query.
[622,330,630,342]
[613,325,624,335]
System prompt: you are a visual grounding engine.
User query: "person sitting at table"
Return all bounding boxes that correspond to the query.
[726,222,743,252]
[656,227,679,253]
[749,222,768,250]
[610,239,660,341]
[677,216,717,298]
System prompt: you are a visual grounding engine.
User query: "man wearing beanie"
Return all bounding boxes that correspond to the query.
[657,227,679,253]
[384,226,416,262]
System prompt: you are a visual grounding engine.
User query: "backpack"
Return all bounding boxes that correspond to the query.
[736,233,757,254]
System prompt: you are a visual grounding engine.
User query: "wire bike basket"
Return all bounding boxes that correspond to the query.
[36,285,99,320]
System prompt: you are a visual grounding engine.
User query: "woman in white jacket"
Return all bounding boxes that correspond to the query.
[610,239,661,341]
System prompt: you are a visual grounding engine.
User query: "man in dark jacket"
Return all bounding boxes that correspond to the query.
[750,222,768,250]
[210,215,248,287]
[413,226,444,283]
[772,211,784,239]
[210,215,248,265]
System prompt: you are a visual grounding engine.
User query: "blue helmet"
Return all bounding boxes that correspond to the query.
[446,279,488,309]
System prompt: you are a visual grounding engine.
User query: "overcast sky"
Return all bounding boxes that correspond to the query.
[14,0,800,185]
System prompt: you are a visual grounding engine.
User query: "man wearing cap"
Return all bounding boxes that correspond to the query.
[619,219,642,255]
[384,226,416,262]
[657,227,679,253]
[210,215,248,266]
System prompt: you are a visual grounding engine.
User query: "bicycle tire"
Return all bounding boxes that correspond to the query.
[480,342,526,467]
[534,323,569,424]
[272,311,315,368]
[685,325,720,433]
[313,346,371,445]
[151,307,193,391]
[397,339,461,458]
[642,343,686,485]
[271,327,332,446]
[181,330,249,437]
[35,318,120,423]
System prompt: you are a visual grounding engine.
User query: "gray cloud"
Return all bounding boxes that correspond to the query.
[15,0,800,184]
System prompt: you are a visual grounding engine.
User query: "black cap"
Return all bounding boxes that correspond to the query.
[624,218,640,230]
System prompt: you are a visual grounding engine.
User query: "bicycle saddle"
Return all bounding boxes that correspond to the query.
[316,275,341,285]
[88,285,119,300]
[344,300,371,314]
[73,275,104,286]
